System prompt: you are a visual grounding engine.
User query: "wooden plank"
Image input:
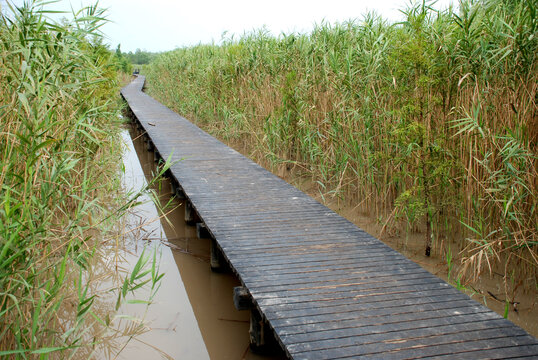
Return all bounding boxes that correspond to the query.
[242,262,428,285]
[293,332,535,360]
[421,345,538,359]
[287,320,518,354]
[223,243,388,261]
[274,305,491,337]
[261,287,461,313]
[278,311,502,344]
[354,336,538,360]
[234,253,405,274]
[210,231,377,248]
[246,270,436,294]
[270,299,478,329]
[254,281,453,308]
[227,247,401,267]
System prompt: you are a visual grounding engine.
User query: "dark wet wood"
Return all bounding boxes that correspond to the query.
[122,76,538,359]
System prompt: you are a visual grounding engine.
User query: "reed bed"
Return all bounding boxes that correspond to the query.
[0,1,164,358]
[146,0,537,288]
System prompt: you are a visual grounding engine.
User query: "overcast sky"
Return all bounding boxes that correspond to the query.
[4,0,455,53]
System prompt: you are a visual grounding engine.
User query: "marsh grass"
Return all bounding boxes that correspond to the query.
[146,0,537,290]
[0,1,170,358]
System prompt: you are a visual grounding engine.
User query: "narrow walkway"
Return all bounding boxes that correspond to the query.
[121,76,538,359]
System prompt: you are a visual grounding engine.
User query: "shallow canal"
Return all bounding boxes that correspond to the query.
[115,125,285,359]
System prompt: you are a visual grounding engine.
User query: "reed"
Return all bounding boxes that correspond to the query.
[0,1,165,358]
[145,0,537,288]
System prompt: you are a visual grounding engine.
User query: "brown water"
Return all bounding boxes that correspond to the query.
[113,126,286,359]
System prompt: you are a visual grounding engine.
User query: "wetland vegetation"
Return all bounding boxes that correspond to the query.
[1,0,536,357]
[0,1,165,358]
[145,0,537,319]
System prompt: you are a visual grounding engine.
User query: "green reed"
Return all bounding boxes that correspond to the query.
[145,0,536,288]
[0,1,166,358]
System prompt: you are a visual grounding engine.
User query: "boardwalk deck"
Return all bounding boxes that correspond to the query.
[121,76,538,359]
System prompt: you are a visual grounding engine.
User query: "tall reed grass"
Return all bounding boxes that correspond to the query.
[146,0,537,288]
[0,1,164,357]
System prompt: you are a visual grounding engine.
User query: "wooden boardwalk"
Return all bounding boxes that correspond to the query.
[121,76,538,359]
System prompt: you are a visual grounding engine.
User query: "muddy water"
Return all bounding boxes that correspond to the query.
[116,126,285,359]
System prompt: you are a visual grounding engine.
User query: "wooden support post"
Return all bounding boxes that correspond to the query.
[249,308,267,351]
[184,200,199,225]
[170,181,184,199]
[210,238,226,272]
[153,150,160,163]
[233,286,251,311]
[169,180,185,199]
[196,223,211,239]
[163,169,173,180]
[145,137,154,151]
[174,185,185,199]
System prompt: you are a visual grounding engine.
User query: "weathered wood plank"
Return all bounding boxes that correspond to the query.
[287,320,519,354]
[293,332,535,360]
[278,311,502,344]
[354,336,538,360]
[275,305,491,337]
[246,271,437,294]
[261,287,461,313]
[270,299,479,329]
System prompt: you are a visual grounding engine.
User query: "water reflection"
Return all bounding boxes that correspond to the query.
[118,125,285,360]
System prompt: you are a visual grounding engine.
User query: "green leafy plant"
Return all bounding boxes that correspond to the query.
[144,0,537,292]
[0,1,167,358]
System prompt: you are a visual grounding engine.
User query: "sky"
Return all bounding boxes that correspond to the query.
[4,0,455,53]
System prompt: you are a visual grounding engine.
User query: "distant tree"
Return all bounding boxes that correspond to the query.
[113,43,132,74]
[126,48,157,65]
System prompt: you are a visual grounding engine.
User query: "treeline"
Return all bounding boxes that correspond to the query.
[116,46,158,65]
[113,46,159,74]
[146,0,537,285]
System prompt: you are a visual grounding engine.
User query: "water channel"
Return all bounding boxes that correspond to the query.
[115,124,286,359]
